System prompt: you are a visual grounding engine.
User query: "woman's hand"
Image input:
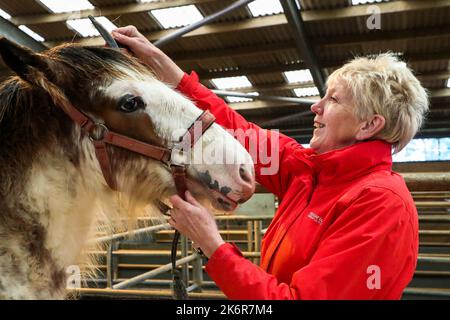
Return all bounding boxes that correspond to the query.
[168,191,225,258]
[111,26,184,87]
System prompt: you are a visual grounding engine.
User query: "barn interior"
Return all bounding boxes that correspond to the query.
[0,0,449,300]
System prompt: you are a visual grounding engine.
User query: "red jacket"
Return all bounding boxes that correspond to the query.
[177,72,419,300]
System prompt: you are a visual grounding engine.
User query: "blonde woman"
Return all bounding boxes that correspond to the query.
[112,26,429,300]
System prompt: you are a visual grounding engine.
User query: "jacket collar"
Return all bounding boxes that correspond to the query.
[306,140,393,185]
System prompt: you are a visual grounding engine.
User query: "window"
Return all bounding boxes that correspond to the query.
[393,138,450,162]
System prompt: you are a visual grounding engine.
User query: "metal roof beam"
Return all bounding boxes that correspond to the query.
[226,87,450,110]
[46,14,287,48]
[43,1,450,46]
[0,17,46,52]
[280,0,326,97]
[154,0,256,47]
[193,49,450,79]
[11,0,217,26]
[171,24,450,65]
[15,0,450,27]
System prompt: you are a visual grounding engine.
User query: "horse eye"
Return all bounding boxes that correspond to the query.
[119,94,146,113]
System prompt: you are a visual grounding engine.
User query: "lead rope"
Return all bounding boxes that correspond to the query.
[171,165,189,300]
[171,230,188,299]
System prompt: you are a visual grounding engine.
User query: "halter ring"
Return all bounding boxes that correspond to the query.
[89,123,109,141]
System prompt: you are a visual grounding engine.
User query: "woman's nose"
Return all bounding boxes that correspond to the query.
[311,101,323,115]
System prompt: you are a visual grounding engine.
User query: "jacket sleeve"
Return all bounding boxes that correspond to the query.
[205,187,418,300]
[176,71,312,199]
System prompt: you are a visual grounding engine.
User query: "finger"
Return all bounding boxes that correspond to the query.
[111,26,137,37]
[169,208,179,218]
[111,32,137,48]
[185,191,201,207]
[169,194,192,211]
[168,217,176,226]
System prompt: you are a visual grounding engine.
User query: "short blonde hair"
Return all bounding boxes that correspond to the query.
[328,53,429,153]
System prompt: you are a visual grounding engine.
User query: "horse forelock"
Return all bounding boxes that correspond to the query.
[48,44,155,84]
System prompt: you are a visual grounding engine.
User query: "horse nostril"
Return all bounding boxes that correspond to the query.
[239,164,252,183]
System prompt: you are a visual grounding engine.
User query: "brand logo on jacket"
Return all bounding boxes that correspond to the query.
[307,212,323,225]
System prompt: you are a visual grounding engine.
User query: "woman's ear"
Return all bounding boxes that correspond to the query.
[356,114,386,141]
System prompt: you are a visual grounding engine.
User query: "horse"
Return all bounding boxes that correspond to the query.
[0,37,255,299]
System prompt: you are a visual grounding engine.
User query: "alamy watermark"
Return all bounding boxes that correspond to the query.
[366,5,381,30]
[171,121,280,176]
[366,265,381,290]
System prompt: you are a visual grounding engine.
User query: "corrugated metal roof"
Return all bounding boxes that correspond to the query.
[0,0,448,137]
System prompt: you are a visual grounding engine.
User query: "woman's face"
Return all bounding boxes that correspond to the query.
[310,79,365,154]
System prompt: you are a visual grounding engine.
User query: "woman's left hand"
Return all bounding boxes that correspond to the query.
[168,191,225,258]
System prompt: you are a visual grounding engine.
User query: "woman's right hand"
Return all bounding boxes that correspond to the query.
[111,26,185,87]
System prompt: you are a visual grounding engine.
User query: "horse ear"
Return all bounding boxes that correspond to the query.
[0,37,51,83]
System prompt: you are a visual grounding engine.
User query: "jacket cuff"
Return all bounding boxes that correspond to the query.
[176,71,200,96]
[206,242,243,271]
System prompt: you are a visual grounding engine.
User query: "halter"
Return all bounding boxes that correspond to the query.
[57,93,214,299]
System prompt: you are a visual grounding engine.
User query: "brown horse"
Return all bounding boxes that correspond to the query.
[0,38,255,299]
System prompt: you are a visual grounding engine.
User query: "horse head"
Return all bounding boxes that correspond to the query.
[0,38,255,218]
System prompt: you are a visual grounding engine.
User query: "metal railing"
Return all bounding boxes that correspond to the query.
[73,190,450,299]
[74,215,272,298]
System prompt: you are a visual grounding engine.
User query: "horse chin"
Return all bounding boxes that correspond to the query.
[186,179,237,213]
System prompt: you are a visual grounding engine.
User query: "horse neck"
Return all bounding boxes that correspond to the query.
[17,134,103,269]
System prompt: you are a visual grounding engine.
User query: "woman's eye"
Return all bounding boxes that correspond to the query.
[119,94,146,113]
[330,96,338,103]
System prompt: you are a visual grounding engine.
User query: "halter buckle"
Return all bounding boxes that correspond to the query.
[89,123,109,141]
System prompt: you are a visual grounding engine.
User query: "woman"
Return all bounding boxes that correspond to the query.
[112,26,429,300]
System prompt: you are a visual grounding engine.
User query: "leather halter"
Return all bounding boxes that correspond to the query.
[80,15,209,300]
[57,97,215,191]
[57,97,214,299]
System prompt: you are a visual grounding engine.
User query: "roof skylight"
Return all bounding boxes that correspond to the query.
[150,5,203,29]
[248,0,284,17]
[284,70,314,84]
[211,76,252,90]
[0,8,11,20]
[294,87,320,97]
[351,0,387,5]
[227,92,259,103]
[19,25,45,42]
[66,16,116,38]
[38,0,94,13]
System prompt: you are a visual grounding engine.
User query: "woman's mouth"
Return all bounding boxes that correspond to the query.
[313,121,325,130]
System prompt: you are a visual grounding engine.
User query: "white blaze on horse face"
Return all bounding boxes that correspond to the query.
[104,77,255,204]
